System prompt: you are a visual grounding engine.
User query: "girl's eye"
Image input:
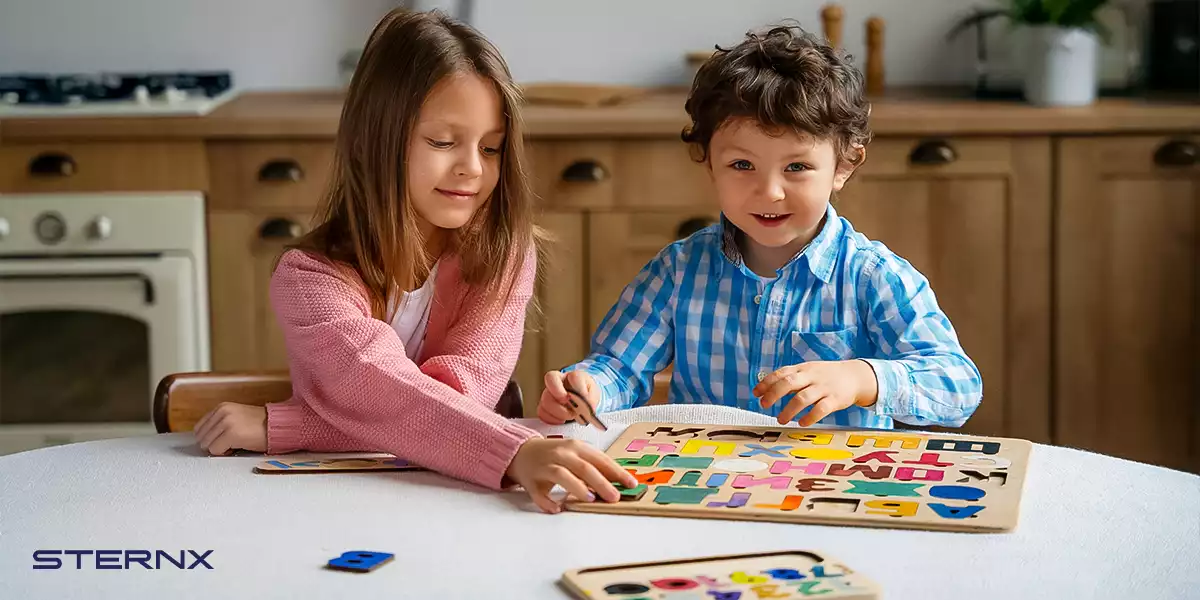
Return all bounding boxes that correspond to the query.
[785,162,810,172]
[428,139,453,149]
[730,159,753,171]
[481,146,500,156]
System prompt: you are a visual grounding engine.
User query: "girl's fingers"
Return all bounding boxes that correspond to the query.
[197,418,227,452]
[526,480,560,514]
[548,465,592,503]
[581,444,639,489]
[206,430,234,456]
[193,410,214,440]
[566,456,620,503]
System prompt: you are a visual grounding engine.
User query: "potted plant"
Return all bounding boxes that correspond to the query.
[949,0,1112,106]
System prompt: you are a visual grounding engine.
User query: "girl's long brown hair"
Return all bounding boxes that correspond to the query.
[291,8,543,321]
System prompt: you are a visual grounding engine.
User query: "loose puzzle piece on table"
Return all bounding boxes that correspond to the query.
[565,422,1032,533]
[326,551,394,573]
[561,549,879,600]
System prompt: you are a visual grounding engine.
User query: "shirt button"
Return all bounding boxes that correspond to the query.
[757,371,767,382]
[754,295,762,305]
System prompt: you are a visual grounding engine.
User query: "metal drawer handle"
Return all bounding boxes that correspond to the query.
[29,152,77,177]
[676,216,716,239]
[1153,139,1198,168]
[258,217,303,240]
[258,159,304,182]
[561,160,608,182]
[908,140,958,166]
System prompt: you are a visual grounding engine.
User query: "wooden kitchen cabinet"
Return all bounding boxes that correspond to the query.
[836,137,1053,442]
[0,142,207,193]
[208,210,313,372]
[1056,135,1200,473]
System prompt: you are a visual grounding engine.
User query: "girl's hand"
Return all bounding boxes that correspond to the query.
[506,438,638,514]
[537,370,600,425]
[194,402,268,455]
[754,359,879,426]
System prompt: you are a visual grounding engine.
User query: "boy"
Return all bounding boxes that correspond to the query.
[538,25,982,429]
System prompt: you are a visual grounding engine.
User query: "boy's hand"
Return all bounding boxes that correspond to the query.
[506,438,639,514]
[194,402,267,455]
[537,370,600,425]
[754,360,879,426]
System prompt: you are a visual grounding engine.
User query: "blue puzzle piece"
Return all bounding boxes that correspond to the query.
[327,551,394,573]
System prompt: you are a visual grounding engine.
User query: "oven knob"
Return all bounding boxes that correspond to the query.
[87,215,113,241]
[34,212,67,245]
[0,217,9,240]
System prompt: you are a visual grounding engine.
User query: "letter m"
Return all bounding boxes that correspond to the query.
[846,434,921,449]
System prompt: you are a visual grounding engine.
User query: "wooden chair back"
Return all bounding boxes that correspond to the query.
[153,372,524,433]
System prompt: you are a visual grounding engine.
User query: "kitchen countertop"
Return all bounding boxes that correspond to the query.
[0,88,1197,142]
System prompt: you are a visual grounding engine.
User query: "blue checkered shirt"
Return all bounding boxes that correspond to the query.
[563,204,983,429]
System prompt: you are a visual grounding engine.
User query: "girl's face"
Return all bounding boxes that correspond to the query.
[407,72,505,237]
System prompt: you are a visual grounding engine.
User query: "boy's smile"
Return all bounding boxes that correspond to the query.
[707,118,859,276]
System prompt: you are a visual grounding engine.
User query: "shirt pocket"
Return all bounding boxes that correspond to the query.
[790,327,860,363]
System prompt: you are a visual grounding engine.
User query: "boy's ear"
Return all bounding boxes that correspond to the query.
[832,145,865,191]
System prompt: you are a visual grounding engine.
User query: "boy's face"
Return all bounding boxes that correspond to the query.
[707,118,858,259]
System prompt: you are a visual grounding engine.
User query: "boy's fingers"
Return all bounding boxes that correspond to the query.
[543,371,569,403]
[537,400,572,424]
[778,389,823,424]
[563,371,592,400]
[797,396,838,427]
[759,373,814,409]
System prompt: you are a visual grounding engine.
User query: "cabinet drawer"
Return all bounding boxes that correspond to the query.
[528,140,616,209]
[0,142,207,192]
[860,137,1014,177]
[588,209,720,329]
[207,142,334,211]
[614,140,715,209]
[1060,134,1200,177]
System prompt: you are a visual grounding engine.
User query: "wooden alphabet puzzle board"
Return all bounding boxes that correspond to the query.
[560,550,879,599]
[565,422,1031,532]
[253,456,424,474]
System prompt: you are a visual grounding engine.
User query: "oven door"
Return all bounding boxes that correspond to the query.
[0,255,201,454]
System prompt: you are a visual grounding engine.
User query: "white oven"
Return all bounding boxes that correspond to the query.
[0,192,209,454]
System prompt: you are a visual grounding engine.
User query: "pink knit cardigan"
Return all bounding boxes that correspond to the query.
[264,247,542,490]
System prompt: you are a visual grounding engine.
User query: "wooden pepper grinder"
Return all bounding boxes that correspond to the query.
[821,4,843,49]
[865,16,885,95]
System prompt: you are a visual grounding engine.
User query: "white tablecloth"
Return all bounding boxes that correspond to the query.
[2,405,1198,599]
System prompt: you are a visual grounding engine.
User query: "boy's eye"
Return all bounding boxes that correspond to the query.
[785,162,810,172]
[428,139,453,149]
[730,160,753,171]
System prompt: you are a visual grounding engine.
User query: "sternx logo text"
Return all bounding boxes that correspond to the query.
[33,550,214,570]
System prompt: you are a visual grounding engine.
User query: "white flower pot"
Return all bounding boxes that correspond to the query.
[1022,26,1100,106]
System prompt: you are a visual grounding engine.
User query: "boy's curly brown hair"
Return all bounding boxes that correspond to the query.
[682,23,872,167]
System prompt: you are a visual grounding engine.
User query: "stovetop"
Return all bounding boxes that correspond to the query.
[0,71,237,117]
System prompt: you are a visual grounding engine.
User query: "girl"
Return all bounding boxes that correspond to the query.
[194,9,636,513]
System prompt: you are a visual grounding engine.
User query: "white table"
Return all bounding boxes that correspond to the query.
[2,405,1198,599]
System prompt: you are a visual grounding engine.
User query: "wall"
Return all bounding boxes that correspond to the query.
[0,0,397,90]
[6,0,1133,91]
